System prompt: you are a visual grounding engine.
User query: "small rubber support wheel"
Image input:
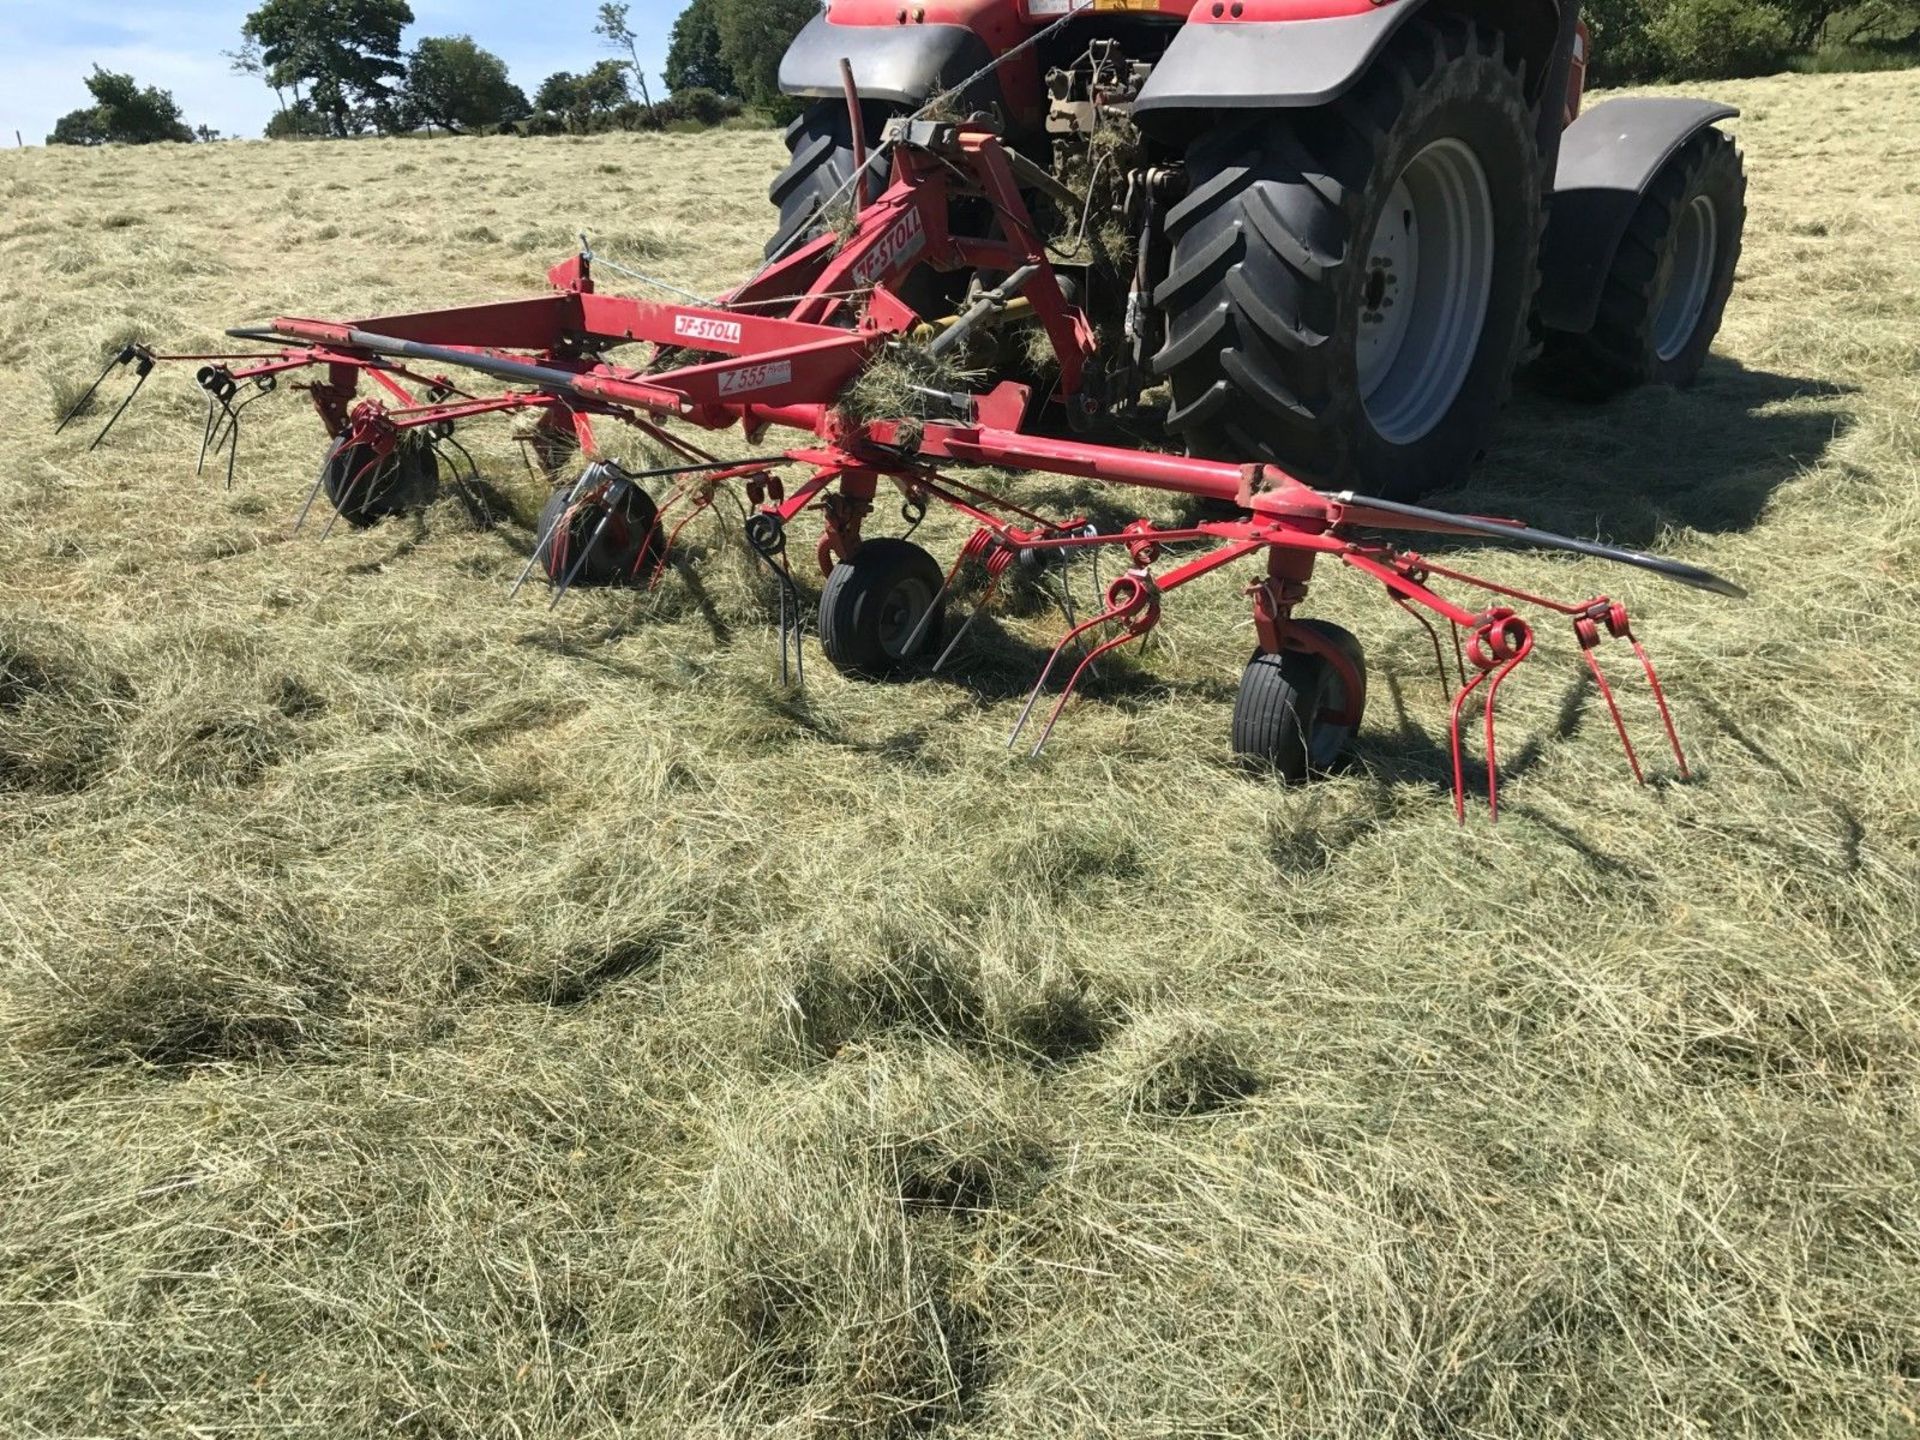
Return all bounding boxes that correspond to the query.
[1540,129,1747,399]
[536,483,663,588]
[321,435,439,528]
[1231,620,1368,781]
[818,538,946,679]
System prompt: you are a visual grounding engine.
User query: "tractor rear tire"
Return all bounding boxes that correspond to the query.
[1538,129,1746,399]
[766,100,895,262]
[819,538,946,679]
[1155,17,1543,501]
[536,483,663,588]
[1231,621,1367,781]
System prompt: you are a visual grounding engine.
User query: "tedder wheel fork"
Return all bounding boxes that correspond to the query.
[52,115,1744,818]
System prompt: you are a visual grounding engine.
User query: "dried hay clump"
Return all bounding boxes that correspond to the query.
[1096,1011,1263,1117]
[835,341,986,449]
[666,1048,1044,1434]
[0,616,133,793]
[1045,113,1145,272]
[4,876,348,1073]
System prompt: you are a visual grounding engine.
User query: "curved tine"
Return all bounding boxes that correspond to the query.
[88,365,151,451]
[199,389,246,476]
[318,450,388,542]
[932,573,1002,674]
[1583,648,1646,786]
[550,487,626,610]
[767,551,805,688]
[510,473,598,600]
[195,394,224,477]
[216,388,270,492]
[293,448,337,534]
[442,432,481,480]
[1027,624,1147,759]
[903,561,966,661]
[649,496,715,591]
[1448,669,1492,826]
[778,572,791,687]
[1007,602,1127,751]
[785,557,805,688]
[55,353,125,435]
[221,412,244,492]
[1054,563,1106,685]
[435,433,483,504]
[1390,593,1453,706]
[1480,636,1535,823]
[1630,637,1691,780]
[630,485,685,586]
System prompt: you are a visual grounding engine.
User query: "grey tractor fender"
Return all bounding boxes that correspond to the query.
[1536,97,1739,335]
[779,14,998,109]
[1132,5,1425,115]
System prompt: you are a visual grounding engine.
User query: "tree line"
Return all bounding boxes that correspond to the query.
[48,0,819,145]
[1586,0,1919,81]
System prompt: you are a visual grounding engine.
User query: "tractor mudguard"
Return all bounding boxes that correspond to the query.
[1133,3,1417,115]
[1537,97,1739,335]
[778,13,1000,111]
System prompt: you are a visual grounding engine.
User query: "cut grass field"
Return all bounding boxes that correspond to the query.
[2,68,1918,1439]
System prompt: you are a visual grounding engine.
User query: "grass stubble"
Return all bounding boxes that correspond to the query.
[1,73,1918,1439]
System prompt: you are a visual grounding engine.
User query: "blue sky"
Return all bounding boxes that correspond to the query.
[0,0,693,145]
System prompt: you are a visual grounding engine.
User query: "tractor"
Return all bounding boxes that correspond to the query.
[769,0,1747,498]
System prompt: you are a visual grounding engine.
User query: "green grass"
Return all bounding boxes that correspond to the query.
[2,70,1919,1438]
[1787,39,1920,72]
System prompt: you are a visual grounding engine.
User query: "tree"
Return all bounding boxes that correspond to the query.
[534,71,583,116]
[405,36,529,133]
[666,0,735,95]
[265,101,330,139]
[1763,0,1856,46]
[47,67,195,146]
[48,109,109,147]
[594,2,657,118]
[242,0,414,137]
[714,0,815,109]
[533,60,630,129]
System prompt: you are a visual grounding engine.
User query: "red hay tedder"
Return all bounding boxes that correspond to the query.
[58,1,1750,817]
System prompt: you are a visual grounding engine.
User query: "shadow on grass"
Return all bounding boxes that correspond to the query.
[1445,360,1857,547]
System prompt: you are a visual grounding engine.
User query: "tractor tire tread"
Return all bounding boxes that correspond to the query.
[1540,128,1746,397]
[1154,14,1544,499]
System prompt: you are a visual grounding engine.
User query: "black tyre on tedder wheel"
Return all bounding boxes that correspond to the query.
[1539,129,1747,399]
[1156,17,1543,501]
[1231,620,1368,781]
[321,435,440,528]
[535,483,663,588]
[819,538,946,679]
